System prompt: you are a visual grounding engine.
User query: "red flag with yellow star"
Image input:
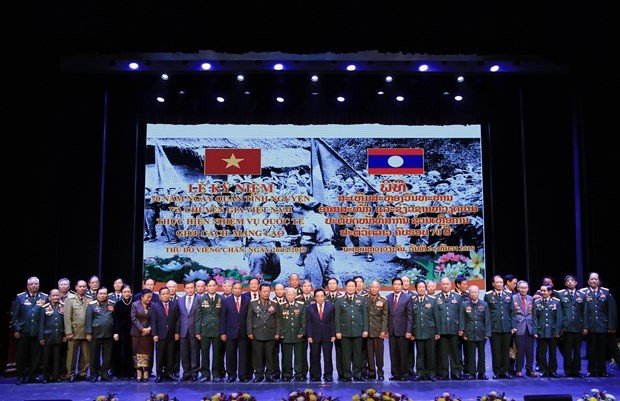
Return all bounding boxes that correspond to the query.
[204,148,262,175]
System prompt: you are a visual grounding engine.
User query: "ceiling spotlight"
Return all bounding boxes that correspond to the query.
[489,65,500,72]
[201,62,212,70]
[311,75,319,82]
[311,91,319,96]
[273,63,284,71]
[129,62,139,70]
[385,76,393,83]
[244,91,251,95]
[418,64,429,72]
[346,64,356,71]
[178,90,186,95]
[377,91,385,95]
[161,73,169,81]
[276,96,284,103]
[396,96,404,102]
[156,97,165,103]
[337,96,345,102]
[455,95,463,101]
[457,76,465,82]
[237,75,245,81]
[216,97,225,103]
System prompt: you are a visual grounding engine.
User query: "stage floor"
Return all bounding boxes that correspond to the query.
[2,342,619,401]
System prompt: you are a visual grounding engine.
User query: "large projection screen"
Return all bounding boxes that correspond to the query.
[143,124,485,293]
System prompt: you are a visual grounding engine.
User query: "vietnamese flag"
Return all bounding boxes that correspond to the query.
[367,148,424,175]
[204,148,262,175]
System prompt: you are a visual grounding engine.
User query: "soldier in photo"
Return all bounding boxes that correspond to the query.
[532,284,562,377]
[11,276,48,384]
[38,288,65,383]
[64,279,90,382]
[279,287,307,381]
[247,283,281,382]
[85,287,116,382]
[364,280,388,381]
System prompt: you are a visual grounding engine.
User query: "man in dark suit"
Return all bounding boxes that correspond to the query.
[512,280,536,378]
[178,281,200,380]
[132,278,160,303]
[220,281,251,382]
[151,286,180,382]
[386,277,413,381]
[306,288,336,382]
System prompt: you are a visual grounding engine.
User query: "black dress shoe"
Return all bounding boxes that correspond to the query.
[467,375,475,380]
[155,377,163,383]
[428,376,437,381]
[266,377,277,382]
[239,378,250,382]
[389,376,399,381]
[599,372,612,377]
[68,376,76,383]
[353,376,364,382]
[226,377,236,383]
[310,377,320,382]
[378,376,384,381]
[548,373,561,378]
[191,375,198,381]
[324,377,333,382]
[452,375,464,380]
[340,377,352,382]
[437,375,448,381]
[90,377,99,382]
[200,377,210,382]
[253,377,263,382]
[478,374,489,380]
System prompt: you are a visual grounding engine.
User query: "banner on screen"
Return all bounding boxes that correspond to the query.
[143,124,486,292]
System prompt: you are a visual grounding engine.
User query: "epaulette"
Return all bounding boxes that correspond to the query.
[379,295,388,301]
[42,302,50,308]
[601,287,609,291]
[428,294,436,298]
[578,288,587,293]
[40,292,48,296]
[579,287,588,292]
[89,300,97,304]
[552,297,560,301]
[108,299,116,304]
[558,289,567,293]
[296,300,305,305]
[17,291,25,296]
[69,290,76,294]
[67,292,77,299]
[59,301,65,306]
[486,290,493,294]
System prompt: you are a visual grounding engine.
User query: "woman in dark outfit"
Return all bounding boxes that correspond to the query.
[112,284,134,380]
[130,288,154,381]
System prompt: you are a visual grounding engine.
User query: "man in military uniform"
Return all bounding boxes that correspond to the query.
[436,277,465,380]
[85,275,100,299]
[295,279,314,380]
[401,275,416,375]
[558,274,586,377]
[64,279,90,382]
[195,278,225,382]
[483,275,516,379]
[271,283,287,379]
[334,279,368,382]
[55,278,71,380]
[280,287,306,381]
[247,283,281,382]
[462,285,491,380]
[411,280,440,381]
[288,273,303,297]
[325,277,343,380]
[583,272,617,377]
[365,280,388,381]
[38,289,65,383]
[454,275,470,373]
[11,276,48,384]
[532,284,562,377]
[85,287,115,382]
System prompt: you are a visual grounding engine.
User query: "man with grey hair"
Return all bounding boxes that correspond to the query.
[166,280,179,301]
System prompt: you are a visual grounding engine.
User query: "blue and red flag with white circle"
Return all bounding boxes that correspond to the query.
[367,148,424,175]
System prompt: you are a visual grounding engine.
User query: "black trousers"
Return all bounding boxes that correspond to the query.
[90,337,113,378]
[179,335,200,378]
[586,332,608,375]
[415,338,436,378]
[388,336,409,379]
[536,337,558,375]
[467,340,486,375]
[490,332,512,375]
[155,336,177,377]
[225,336,250,380]
[251,339,275,379]
[562,331,583,376]
[310,340,333,380]
[16,335,42,380]
[340,336,363,379]
[437,334,462,377]
[42,343,62,380]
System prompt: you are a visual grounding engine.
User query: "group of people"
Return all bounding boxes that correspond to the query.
[9,271,617,386]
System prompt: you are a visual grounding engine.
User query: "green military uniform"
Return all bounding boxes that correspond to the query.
[334,293,368,380]
[436,291,465,379]
[38,301,65,382]
[557,288,586,376]
[483,289,515,377]
[85,299,116,381]
[411,294,439,379]
[295,294,314,379]
[195,293,224,380]
[364,293,388,379]
[532,296,562,376]
[247,298,281,381]
[582,286,617,376]
[279,300,306,380]
[462,299,491,377]
[271,295,288,379]
[64,292,91,380]
[11,291,48,383]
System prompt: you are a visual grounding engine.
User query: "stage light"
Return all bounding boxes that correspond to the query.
[377,91,385,95]
[418,64,429,72]
[244,91,251,95]
[237,75,245,81]
[396,96,404,102]
[129,62,139,70]
[346,64,356,71]
[273,63,284,71]
[311,75,319,82]
[276,96,284,103]
[455,95,463,101]
[311,91,319,96]
[490,65,500,72]
[337,96,345,102]
[385,76,393,83]
[201,63,212,71]
[457,76,465,82]
[161,73,169,81]
[216,97,225,103]
[156,97,165,103]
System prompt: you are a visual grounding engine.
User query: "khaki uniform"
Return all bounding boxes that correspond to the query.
[64,293,91,379]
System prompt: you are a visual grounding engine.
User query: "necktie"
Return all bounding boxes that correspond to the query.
[253,293,257,300]
[393,294,398,309]
[319,303,323,320]
[210,296,215,303]
[522,296,526,304]
[186,296,192,310]
[164,302,169,316]
[236,297,240,313]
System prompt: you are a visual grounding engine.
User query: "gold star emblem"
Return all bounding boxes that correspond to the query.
[222,153,244,169]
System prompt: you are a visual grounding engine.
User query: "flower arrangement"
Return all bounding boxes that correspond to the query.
[352,388,413,401]
[94,394,118,401]
[435,392,463,401]
[201,392,257,401]
[147,392,179,401]
[581,389,616,401]
[282,388,339,401]
[477,391,515,401]
[143,255,256,286]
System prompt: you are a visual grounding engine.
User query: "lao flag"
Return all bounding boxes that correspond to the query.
[367,148,424,175]
[204,148,262,175]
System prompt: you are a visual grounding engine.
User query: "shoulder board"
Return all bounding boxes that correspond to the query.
[601,287,609,291]
[486,290,493,294]
[579,287,588,291]
[450,290,459,294]
[269,299,278,304]
[552,297,560,301]
[67,293,77,299]
[295,295,303,299]
[59,301,65,306]
[89,300,97,304]
[69,290,76,294]
[40,292,48,296]
[42,303,50,308]
[578,288,587,293]
[17,291,25,296]
[558,289,567,293]
[379,295,388,301]
[428,294,436,298]
[108,300,116,304]
[296,301,305,305]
